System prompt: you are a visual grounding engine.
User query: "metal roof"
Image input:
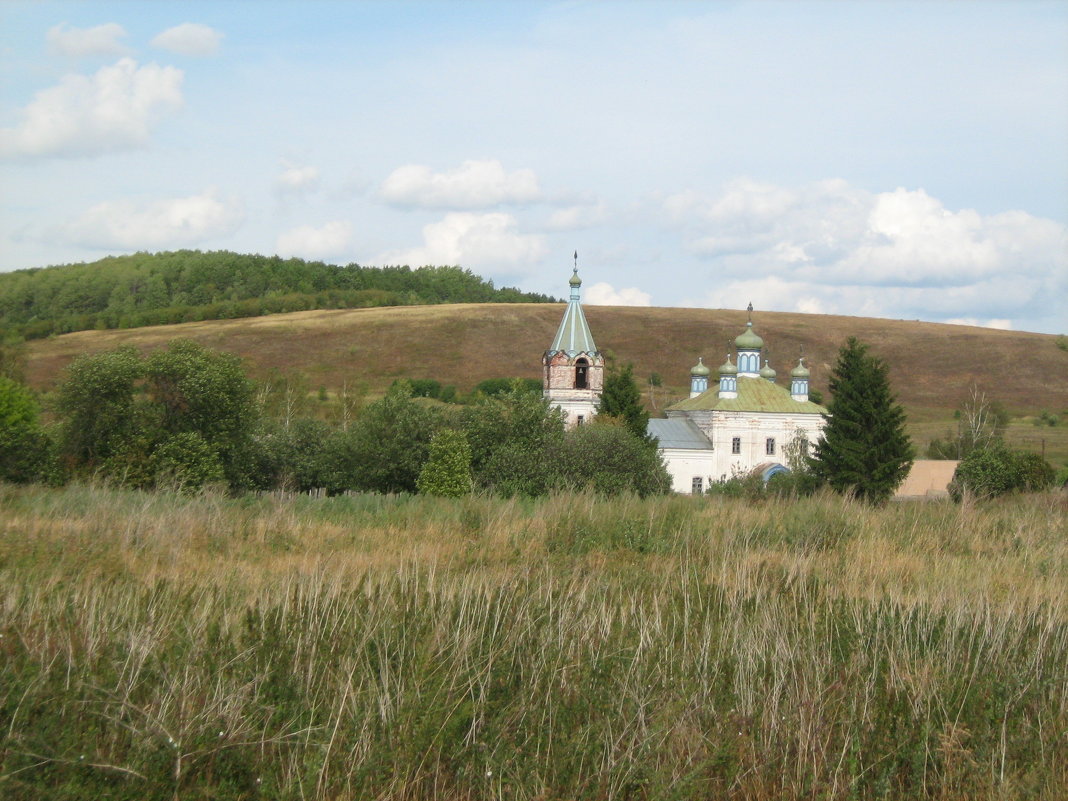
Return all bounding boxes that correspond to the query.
[647,417,714,450]
[549,297,597,356]
[667,376,827,414]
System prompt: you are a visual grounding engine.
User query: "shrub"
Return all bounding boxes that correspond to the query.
[1014,450,1055,492]
[461,384,565,496]
[337,382,443,494]
[0,376,56,484]
[250,418,335,492]
[403,378,443,399]
[555,422,670,497]
[151,432,225,492]
[949,446,1055,500]
[0,423,56,485]
[417,429,473,497]
[706,472,765,501]
[766,468,821,498]
[472,377,541,398]
[1055,465,1068,487]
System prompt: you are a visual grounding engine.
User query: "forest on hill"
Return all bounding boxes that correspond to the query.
[0,250,556,338]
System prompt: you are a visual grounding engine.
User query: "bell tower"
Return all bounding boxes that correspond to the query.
[542,252,604,427]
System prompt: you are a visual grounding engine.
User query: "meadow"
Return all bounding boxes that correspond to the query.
[1,484,1066,799]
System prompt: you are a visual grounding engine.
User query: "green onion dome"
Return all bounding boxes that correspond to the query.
[760,360,777,380]
[569,268,582,287]
[790,359,810,379]
[719,355,738,375]
[734,322,763,349]
[690,357,711,377]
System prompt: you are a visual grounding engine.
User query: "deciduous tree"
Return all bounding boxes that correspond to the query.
[417,429,473,497]
[57,346,143,466]
[556,421,670,497]
[0,376,53,483]
[460,381,565,496]
[145,340,257,488]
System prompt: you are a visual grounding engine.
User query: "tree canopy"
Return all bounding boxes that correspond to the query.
[810,337,913,504]
[56,340,256,490]
[417,429,473,497]
[0,376,53,484]
[556,421,670,497]
[597,362,649,442]
[0,250,557,339]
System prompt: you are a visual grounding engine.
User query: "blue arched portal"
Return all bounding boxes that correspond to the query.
[760,463,790,483]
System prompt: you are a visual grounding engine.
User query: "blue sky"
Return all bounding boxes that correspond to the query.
[1,1,1065,333]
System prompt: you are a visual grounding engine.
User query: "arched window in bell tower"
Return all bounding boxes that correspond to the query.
[575,358,589,389]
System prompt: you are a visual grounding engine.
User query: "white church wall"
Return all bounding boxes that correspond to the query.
[547,393,600,429]
[660,448,719,494]
[706,411,825,482]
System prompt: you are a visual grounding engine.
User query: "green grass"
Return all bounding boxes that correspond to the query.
[1,484,1066,799]
[909,418,1068,468]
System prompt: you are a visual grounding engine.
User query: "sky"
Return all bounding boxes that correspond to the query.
[1,1,1066,334]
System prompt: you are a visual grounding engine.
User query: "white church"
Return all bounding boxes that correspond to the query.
[543,266,827,494]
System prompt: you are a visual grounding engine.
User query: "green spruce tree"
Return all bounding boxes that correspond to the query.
[597,362,649,442]
[810,337,913,504]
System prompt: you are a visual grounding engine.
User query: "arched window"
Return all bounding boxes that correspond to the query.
[575,358,589,389]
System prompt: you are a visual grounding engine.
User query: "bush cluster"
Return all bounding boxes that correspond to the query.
[3,346,670,499]
[949,445,1056,501]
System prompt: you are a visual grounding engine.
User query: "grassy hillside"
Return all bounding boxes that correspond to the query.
[2,484,1065,799]
[24,303,1067,413]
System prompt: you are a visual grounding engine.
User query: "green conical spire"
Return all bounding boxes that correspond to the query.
[550,257,597,355]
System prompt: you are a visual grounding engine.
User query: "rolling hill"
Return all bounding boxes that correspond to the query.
[23,303,1067,419]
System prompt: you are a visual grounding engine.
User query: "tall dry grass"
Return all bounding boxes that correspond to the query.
[1,483,1066,799]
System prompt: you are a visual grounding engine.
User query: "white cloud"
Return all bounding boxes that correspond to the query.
[47,22,129,57]
[546,202,609,231]
[691,274,1042,331]
[276,221,353,260]
[0,59,183,159]
[381,212,545,271]
[667,178,1067,327]
[150,23,224,56]
[584,282,652,306]
[61,189,243,249]
[379,159,541,208]
[275,162,320,194]
[944,318,1014,330]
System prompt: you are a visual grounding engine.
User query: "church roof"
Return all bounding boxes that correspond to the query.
[647,418,713,450]
[667,376,826,414]
[735,321,764,350]
[548,276,597,355]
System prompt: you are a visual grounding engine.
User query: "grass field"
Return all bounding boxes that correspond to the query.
[907,418,1068,468]
[2,483,1066,799]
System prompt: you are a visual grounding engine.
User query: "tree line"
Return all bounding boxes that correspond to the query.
[0,251,557,339]
[0,340,669,498]
[1,336,1055,502]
